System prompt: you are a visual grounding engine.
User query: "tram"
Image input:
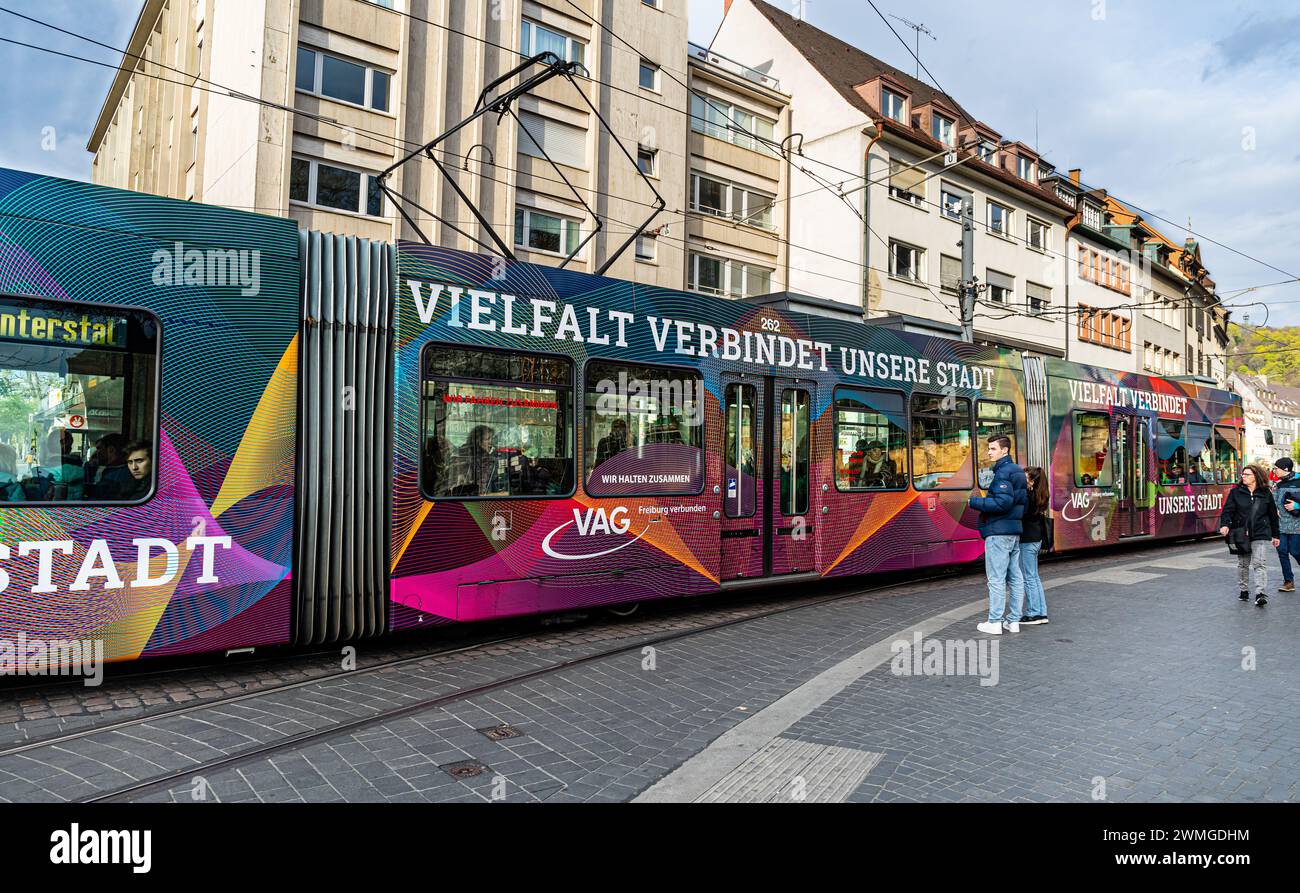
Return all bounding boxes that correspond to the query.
[0,168,1241,663]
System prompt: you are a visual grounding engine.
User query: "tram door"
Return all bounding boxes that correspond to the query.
[1113,411,1152,537]
[719,376,817,580]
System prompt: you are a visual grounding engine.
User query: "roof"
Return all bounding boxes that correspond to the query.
[748,0,974,124]
[746,1,1074,215]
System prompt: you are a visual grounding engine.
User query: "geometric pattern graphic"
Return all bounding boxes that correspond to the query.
[0,168,298,660]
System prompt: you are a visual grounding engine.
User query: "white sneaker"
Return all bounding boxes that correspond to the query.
[1003,621,1021,633]
[976,621,1003,636]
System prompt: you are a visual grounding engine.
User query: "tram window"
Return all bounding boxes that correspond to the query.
[1213,426,1241,484]
[976,400,1017,480]
[724,383,757,518]
[910,393,972,491]
[780,389,810,515]
[834,388,907,491]
[1071,411,1113,488]
[421,346,574,499]
[1157,418,1187,485]
[584,361,704,496]
[1185,423,1214,485]
[0,295,159,505]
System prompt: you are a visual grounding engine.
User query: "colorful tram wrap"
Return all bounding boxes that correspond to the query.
[0,170,1240,662]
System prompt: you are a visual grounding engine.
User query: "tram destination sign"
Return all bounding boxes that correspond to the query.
[0,298,128,349]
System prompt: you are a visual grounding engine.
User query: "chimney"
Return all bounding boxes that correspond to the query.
[725,0,735,13]
[1068,168,1081,185]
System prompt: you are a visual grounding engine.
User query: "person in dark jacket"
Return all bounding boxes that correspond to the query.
[1218,464,1281,607]
[1270,457,1300,592]
[1018,465,1051,626]
[970,435,1028,635]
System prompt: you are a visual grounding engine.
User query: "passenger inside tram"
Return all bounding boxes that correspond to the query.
[85,432,134,499]
[26,429,85,501]
[859,440,900,489]
[450,425,501,496]
[123,439,153,499]
[594,418,629,467]
[0,443,24,502]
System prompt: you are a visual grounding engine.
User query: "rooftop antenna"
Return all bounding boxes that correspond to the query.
[888,14,935,79]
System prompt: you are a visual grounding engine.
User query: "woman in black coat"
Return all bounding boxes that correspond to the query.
[1218,464,1281,606]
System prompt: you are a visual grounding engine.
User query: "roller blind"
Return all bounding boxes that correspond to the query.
[518,111,588,169]
[889,159,926,194]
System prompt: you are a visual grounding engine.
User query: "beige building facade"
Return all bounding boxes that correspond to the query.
[89,0,691,287]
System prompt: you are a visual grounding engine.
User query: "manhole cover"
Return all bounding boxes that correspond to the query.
[477,724,523,741]
[441,759,489,779]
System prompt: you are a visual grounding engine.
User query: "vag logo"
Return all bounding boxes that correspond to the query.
[541,507,652,560]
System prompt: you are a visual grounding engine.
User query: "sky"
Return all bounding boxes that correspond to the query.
[0,0,1297,327]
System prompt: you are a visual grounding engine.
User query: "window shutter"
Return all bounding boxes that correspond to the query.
[518,111,588,169]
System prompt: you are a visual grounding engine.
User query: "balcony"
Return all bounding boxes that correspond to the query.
[688,43,782,93]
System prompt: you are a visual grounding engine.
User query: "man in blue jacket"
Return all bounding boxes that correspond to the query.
[1272,458,1300,592]
[971,435,1028,635]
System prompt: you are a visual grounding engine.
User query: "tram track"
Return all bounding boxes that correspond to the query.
[0,537,1215,804]
[82,566,967,803]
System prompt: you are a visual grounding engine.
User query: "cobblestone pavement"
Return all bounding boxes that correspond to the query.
[4,540,1292,804]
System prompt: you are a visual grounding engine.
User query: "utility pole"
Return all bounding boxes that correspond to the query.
[960,196,977,343]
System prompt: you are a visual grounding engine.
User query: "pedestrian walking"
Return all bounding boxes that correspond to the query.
[971,435,1028,635]
[1018,465,1052,626]
[1270,457,1300,592]
[1218,464,1280,607]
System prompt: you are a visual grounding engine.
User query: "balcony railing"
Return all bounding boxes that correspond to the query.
[688,42,782,92]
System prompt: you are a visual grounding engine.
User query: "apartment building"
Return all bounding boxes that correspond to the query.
[682,41,790,298]
[1232,372,1299,465]
[710,0,1079,354]
[87,0,690,287]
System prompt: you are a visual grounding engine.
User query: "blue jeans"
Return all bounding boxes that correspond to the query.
[1277,532,1300,583]
[984,535,1025,623]
[1019,541,1048,618]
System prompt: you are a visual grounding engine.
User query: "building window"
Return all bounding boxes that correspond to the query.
[585,361,704,496]
[1027,218,1049,252]
[690,94,777,154]
[514,206,582,256]
[988,201,1011,236]
[881,87,907,123]
[639,60,660,91]
[1026,281,1050,315]
[940,255,962,294]
[889,241,923,282]
[517,111,588,169]
[290,156,383,216]
[296,47,391,112]
[1077,247,1131,295]
[420,347,573,499]
[1077,304,1132,352]
[986,269,1014,305]
[637,146,657,176]
[689,174,775,231]
[0,295,160,505]
[888,159,925,207]
[688,253,773,298]
[977,142,997,164]
[635,234,656,262]
[940,184,968,220]
[1081,203,1103,230]
[931,113,955,147]
[520,19,585,66]
[1017,156,1036,181]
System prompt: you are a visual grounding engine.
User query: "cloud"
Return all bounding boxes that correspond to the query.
[1204,14,1300,79]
